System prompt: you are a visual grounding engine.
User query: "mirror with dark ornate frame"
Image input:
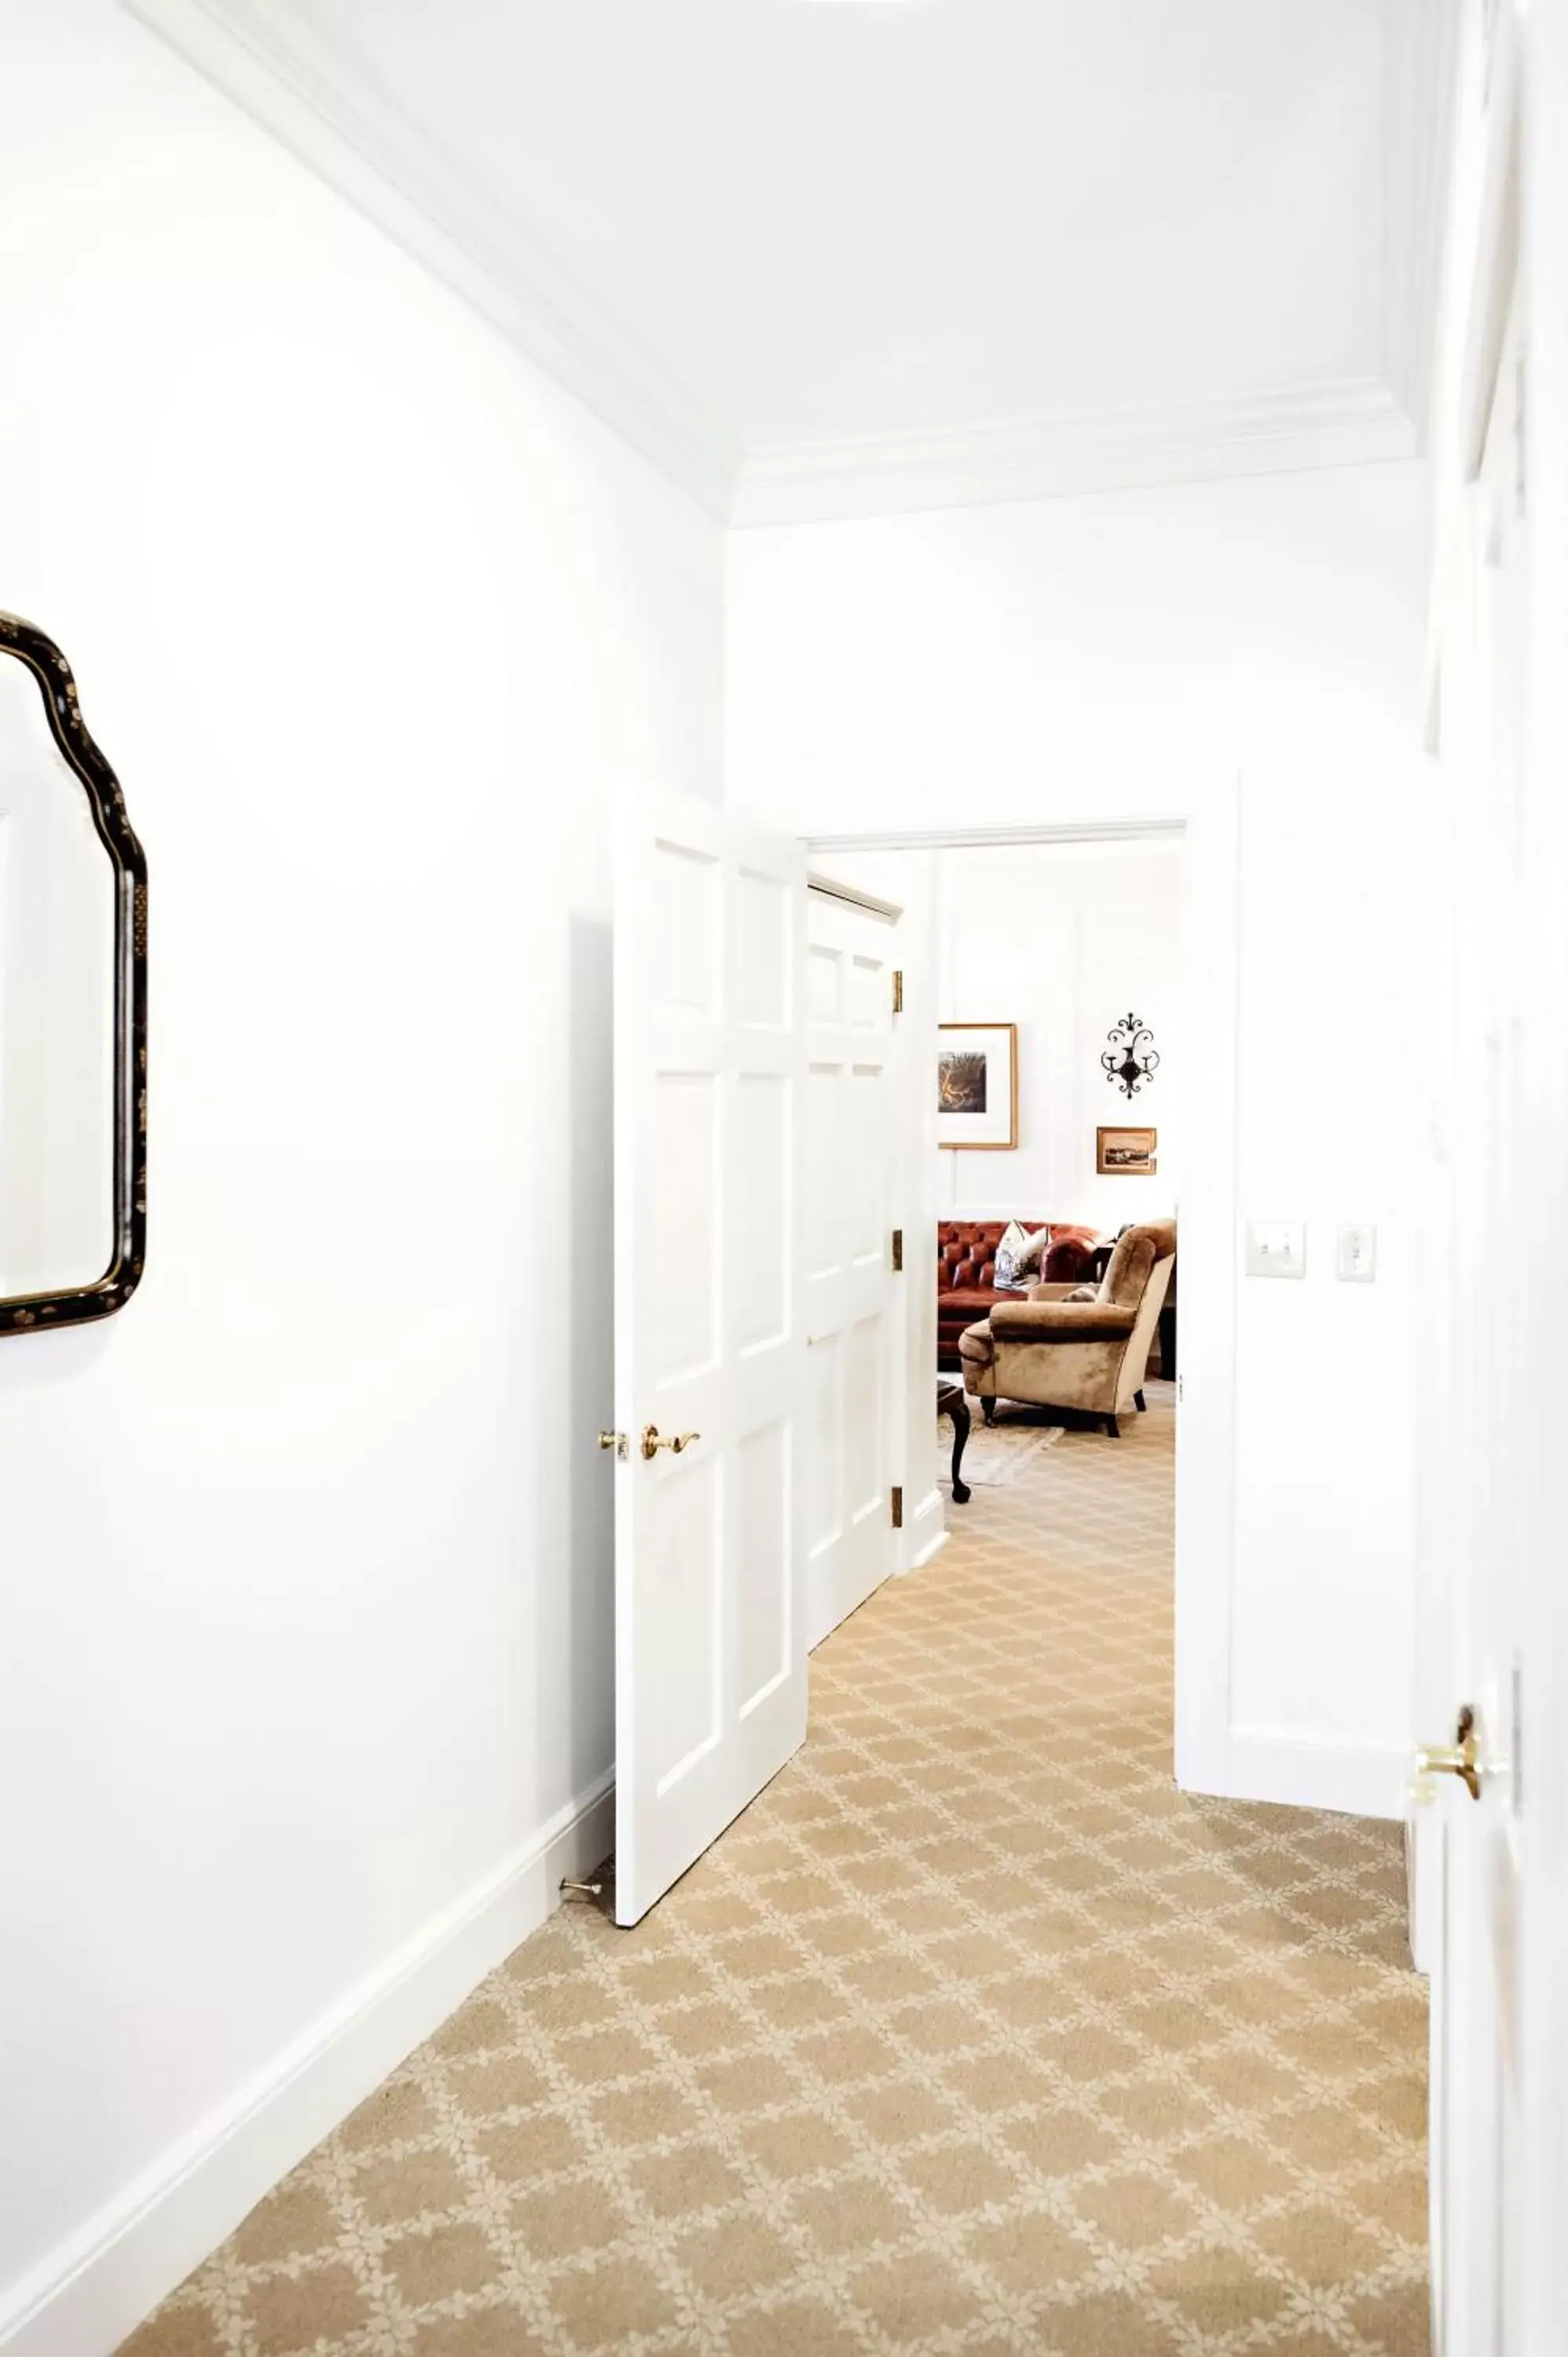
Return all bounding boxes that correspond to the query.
[0,612,146,1335]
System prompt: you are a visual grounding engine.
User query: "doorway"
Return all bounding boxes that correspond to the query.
[805,812,1234,1811]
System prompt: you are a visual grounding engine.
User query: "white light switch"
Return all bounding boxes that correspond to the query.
[1246,1222,1306,1279]
[1337,1225,1377,1282]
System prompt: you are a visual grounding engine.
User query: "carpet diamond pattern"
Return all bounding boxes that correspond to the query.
[123,1383,1427,2355]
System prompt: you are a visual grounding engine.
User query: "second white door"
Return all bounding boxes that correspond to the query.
[802,886,899,1650]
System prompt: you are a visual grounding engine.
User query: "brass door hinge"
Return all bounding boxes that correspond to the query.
[892,969,903,1015]
[891,1486,903,1530]
[891,1227,903,1272]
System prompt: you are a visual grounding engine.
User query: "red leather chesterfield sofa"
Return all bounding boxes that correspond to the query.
[938,1220,1099,1364]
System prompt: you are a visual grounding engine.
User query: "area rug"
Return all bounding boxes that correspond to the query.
[940,1413,1065,1487]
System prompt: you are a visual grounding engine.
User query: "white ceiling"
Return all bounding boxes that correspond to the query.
[130,0,1446,519]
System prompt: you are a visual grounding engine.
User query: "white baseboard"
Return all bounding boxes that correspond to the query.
[901,1485,947,1573]
[1222,1728,1408,1822]
[0,1773,615,2357]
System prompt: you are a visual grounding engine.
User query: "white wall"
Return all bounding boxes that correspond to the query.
[935,839,1181,1228]
[729,463,1429,1818]
[0,5,722,2351]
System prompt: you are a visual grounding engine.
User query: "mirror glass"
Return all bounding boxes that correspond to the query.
[0,648,117,1298]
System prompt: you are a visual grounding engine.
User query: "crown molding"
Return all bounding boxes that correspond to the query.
[731,379,1419,527]
[119,0,742,519]
[1382,0,1462,449]
[120,2,1423,532]
[809,819,1186,854]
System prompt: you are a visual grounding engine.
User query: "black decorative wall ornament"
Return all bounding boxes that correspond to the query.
[1102,1012,1159,1100]
[0,610,147,1336]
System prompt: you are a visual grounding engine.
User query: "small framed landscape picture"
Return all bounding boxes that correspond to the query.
[938,1023,1018,1150]
[1097,1124,1157,1175]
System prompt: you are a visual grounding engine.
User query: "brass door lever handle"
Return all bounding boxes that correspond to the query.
[1414,1704,1482,1801]
[641,1424,700,1461]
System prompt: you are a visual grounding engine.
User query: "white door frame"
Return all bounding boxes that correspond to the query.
[805,793,1240,1804]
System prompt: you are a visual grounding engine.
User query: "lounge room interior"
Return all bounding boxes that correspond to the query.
[929,833,1181,1446]
[3,5,1567,2356]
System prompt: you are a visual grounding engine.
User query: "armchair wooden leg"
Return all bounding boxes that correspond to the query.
[1134,1390,1147,1413]
[1105,1415,1120,1438]
[949,1396,972,1505]
[981,1397,997,1427]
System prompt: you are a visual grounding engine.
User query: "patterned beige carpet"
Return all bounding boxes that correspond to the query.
[124,1382,1427,2357]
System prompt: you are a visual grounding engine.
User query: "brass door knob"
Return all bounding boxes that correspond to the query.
[1414,1703,1482,1802]
[640,1424,701,1461]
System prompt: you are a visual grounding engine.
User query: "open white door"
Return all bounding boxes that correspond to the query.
[1421,283,1529,2355]
[802,885,899,1651]
[1419,8,1568,2337]
[610,786,808,1927]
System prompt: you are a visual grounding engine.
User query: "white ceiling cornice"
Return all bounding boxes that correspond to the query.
[732,381,1417,528]
[121,0,743,519]
[122,0,1423,530]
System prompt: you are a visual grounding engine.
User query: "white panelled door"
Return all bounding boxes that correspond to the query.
[1422,278,1530,2357]
[610,787,808,1928]
[801,888,898,1651]
[1420,5,1568,2331]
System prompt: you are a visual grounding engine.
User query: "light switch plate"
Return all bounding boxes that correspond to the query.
[1246,1222,1306,1279]
[1337,1224,1377,1282]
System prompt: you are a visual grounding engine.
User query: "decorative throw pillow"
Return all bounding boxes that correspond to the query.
[1012,1222,1053,1279]
[991,1219,1028,1289]
[994,1219,1050,1290]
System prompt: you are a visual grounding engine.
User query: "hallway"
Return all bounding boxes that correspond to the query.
[126,1388,1427,2356]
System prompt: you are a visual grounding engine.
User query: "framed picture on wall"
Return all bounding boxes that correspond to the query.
[938,1023,1018,1150]
[1097,1125,1157,1175]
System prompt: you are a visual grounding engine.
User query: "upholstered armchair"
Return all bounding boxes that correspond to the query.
[958,1219,1177,1437]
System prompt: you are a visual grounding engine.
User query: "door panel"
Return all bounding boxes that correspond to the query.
[846,1066,885,1261]
[805,1334,843,1555]
[733,1073,789,1352]
[844,1314,885,1527]
[651,1072,718,1383]
[803,1063,841,1280]
[646,1457,720,1795]
[614,787,808,1927]
[735,1417,791,1714]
